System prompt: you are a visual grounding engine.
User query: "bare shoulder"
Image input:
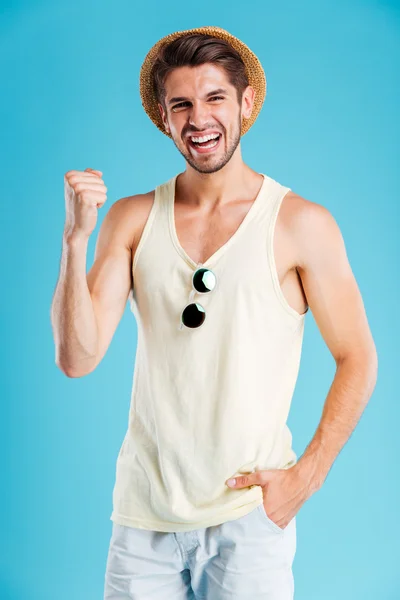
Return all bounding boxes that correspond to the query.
[280,189,334,230]
[280,190,345,271]
[280,191,377,367]
[103,189,156,252]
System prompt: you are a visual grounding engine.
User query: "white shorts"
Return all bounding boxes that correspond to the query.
[104,503,296,599]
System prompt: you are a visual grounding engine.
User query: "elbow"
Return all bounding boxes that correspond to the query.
[55,361,82,378]
[55,358,98,378]
[62,367,85,378]
[337,347,378,390]
[362,342,379,387]
[337,336,378,374]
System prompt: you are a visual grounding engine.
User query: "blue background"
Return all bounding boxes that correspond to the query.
[1,0,398,598]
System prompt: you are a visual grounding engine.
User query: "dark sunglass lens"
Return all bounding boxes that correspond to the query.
[181,303,206,328]
[193,268,216,293]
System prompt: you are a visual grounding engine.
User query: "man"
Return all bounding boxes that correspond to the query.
[52,26,378,599]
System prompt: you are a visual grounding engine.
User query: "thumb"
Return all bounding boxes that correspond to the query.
[226,470,278,488]
[85,168,103,176]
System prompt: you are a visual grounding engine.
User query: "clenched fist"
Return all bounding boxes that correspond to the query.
[64,167,108,241]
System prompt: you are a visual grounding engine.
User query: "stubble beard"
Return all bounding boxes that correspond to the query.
[171,114,242,175]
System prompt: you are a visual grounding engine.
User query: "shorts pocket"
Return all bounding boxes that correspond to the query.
[257,502,285,534]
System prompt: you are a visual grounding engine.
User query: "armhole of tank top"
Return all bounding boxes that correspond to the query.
[267,187,307,322]
[131,186,160,278]
[128,186,160,310]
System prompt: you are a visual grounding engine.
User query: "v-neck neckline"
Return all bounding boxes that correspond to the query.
[168,173,268,270]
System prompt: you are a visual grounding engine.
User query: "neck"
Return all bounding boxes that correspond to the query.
[177,154,261,209]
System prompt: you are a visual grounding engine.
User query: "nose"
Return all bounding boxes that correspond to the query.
[188,100,211,129]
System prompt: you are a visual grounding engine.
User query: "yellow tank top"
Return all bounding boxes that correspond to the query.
[110,172,308,532]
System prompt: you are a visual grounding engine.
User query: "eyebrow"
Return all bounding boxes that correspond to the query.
[167,88,228,106]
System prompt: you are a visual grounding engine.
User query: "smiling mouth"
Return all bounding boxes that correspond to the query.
[187,134,222,154]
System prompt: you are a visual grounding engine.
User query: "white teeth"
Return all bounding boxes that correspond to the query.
[190,133,220,143]
[200,139,219,149]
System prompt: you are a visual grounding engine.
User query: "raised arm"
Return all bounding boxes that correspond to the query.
[51,169,135,378]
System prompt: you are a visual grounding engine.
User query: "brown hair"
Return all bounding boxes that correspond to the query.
[151,33,250,111]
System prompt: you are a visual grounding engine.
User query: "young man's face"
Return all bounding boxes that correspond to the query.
[158,63,254,174]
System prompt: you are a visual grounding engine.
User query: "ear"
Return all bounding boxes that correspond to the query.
[158,102,170,134]
[241,85,255,120]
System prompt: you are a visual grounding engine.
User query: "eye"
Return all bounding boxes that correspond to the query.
[172,96,225,111]
[172,101,190,111]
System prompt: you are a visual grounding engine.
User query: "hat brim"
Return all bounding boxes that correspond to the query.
[139,26,267,138]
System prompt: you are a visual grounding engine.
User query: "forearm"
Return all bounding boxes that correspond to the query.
[51,233,98,377]
[295,353,378,491]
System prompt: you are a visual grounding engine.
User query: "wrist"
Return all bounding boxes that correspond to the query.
[63,229,90,248]
[294,446,329,493]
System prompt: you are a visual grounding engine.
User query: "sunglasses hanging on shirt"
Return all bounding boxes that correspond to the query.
[178,264,217,330]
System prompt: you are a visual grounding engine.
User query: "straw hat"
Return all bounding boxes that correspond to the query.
[139,26,267,138]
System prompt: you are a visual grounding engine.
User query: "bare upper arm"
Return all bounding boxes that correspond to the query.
[291,195,378,368]
[86,196,136,368]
